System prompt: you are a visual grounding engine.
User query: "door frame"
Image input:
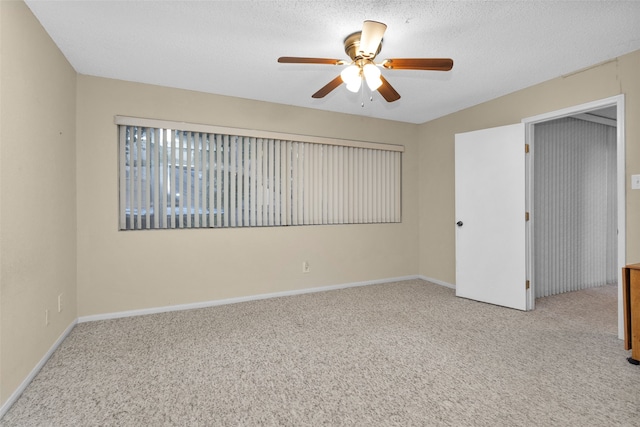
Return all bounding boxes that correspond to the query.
[522,94,626,338]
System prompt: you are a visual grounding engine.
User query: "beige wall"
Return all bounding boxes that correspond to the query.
[0,1,77,405]
[418,51,640,284]
[75,76,420,317]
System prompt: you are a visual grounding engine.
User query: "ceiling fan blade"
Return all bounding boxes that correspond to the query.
[278,57,345,65]
[359,20,387,58]
[382,58,454,71]
[312,75,344,98]
[377,75,400,102]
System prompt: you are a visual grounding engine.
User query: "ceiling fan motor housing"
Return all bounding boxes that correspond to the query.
[344,31,382,61]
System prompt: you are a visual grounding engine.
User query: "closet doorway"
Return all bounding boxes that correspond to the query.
[524,95,626,338]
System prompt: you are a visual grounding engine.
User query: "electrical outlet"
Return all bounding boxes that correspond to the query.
[302,261,310,273]
[45,309,49,326]
[58,294,63,313]
[632,174,640,190]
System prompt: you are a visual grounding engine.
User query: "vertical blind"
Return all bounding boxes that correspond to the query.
[533,116,617,298]
[117,116,402,230]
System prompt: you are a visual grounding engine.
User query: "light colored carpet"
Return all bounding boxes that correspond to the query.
[2,280,639,426]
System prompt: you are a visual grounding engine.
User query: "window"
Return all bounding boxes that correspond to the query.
[117,116,403,230]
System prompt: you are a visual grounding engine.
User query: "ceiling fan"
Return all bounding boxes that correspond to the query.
[278,20,453,102]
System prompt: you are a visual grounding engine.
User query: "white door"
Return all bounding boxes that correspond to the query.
[455,123,528,310]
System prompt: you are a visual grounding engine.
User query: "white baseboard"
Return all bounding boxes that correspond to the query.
[77,275,422,323]
[0,319,77,419]
[418,275,456,289]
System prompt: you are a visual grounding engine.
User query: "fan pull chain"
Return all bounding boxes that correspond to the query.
[360,80,375,107]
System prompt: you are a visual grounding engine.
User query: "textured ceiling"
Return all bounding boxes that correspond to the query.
[24,1,640,124]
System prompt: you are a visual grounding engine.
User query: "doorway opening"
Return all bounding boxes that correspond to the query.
[523,95,626,338]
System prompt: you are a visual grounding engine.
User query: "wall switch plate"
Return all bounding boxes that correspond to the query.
[632,174,640,190]
[58,294,63,312]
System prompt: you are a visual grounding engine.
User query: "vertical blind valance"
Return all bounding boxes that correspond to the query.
[116,116,403,230]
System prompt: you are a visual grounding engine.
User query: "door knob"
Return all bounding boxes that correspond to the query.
[456,221,463,227]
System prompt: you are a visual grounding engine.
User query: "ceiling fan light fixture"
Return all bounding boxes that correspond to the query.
[341,64,362,92]
[359,20,387,58]
[363,63,382,90]
[345,79,362,93]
